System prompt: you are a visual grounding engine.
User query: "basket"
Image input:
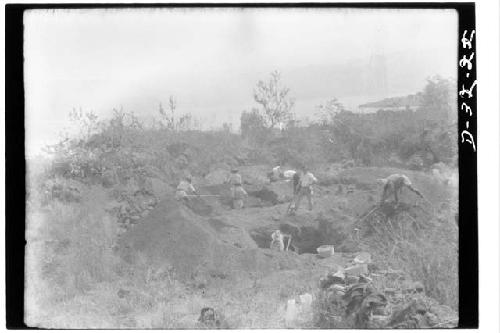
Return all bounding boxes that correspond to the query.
[317,245,335,258]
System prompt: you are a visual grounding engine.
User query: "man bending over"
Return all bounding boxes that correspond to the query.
[379,174,425,204]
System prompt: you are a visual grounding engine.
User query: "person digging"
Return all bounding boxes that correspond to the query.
[226,168,247,209]
[289,166,318,214]
[378,174,426,206]
[175,176,198,202]
[270,230,292,252]
[286,169,302,215]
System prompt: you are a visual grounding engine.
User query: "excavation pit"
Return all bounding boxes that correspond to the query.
[249,223,337,255]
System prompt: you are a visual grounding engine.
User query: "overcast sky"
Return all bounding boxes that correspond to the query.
[24,8,457,156]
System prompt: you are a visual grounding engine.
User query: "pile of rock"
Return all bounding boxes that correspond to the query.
[115,191,158,232]
[314,252,457,329]
[197,307,230,329]
[316,269,385,328]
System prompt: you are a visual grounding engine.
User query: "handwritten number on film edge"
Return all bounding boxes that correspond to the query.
[459,29,476,152]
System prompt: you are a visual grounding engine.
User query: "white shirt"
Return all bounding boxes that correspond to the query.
[300,172,318,187]
[271,230,283,242]
[283,170,296,179]
[272,166,281,177]
[227,173,242,186]
[385,174,412,187]
[177,180,196,193]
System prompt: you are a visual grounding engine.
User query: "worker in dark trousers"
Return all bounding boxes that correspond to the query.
[379,174,425,204]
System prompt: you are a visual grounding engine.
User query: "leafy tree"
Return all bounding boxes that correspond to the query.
[240,108,269,145]
[222,122,232,133]
[157,96,197,131]
[68,108,102,141]
[177,113,193,131]
[253,71,295,129]
[158,95,177,130]
[418,76,457,123]
[315,98,345,125]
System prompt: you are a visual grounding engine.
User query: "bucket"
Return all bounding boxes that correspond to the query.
[317,245,335,258]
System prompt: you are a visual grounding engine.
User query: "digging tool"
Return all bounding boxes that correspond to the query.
[356,205,380,225]
[185,194,221,197]
[286,200,296,215]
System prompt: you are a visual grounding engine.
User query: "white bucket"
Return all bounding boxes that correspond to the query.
[317,245,335,258]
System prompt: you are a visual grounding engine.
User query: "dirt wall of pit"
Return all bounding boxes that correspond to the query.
[117,197,279,279]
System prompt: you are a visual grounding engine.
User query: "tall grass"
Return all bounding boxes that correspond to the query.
[365,206,458,309]
[25,184,121,326]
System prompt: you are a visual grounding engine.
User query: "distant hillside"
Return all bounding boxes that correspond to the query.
[359,92,423,109]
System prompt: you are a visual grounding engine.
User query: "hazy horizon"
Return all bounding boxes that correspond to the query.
[24,8,458,156]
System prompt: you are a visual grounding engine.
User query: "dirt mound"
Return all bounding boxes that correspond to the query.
[204,169,230,186]
[118,197,277,279]
[148,177,174,199]
[238,165,271,185]
[312,163,342,180]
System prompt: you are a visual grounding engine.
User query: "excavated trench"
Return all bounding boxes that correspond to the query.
[184,197,214,216]
[249,222,349,255]
[200,183,285,209]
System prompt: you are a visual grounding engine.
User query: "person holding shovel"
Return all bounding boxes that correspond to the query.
[291,166,318,213]
[378,174,425,204]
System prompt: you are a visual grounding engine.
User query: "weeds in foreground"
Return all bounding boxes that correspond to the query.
[362,203,458,310]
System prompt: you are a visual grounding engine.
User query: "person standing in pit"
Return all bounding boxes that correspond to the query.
[226,168,247,209]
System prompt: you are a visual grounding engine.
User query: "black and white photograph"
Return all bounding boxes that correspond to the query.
[5,3,484,329]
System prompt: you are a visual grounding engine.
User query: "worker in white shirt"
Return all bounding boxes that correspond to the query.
[269,165,283,182]
[293,166,318,212]
[379,174,425,204]
[283,169,296,179]
[270,230,292,252]
[175,176,197,201]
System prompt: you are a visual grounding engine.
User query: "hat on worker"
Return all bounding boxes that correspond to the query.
[377,178,388,185]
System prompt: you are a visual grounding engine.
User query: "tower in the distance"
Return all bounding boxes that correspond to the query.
[364,53,389,97]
